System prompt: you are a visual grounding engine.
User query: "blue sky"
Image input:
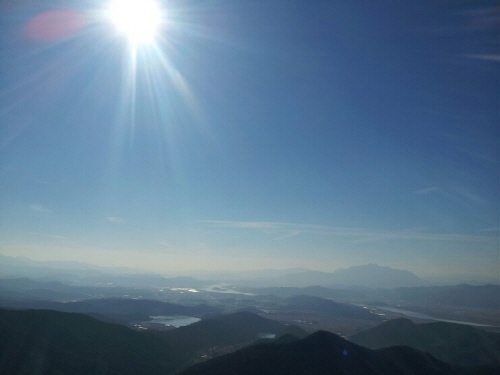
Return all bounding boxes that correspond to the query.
[1,0,498,280]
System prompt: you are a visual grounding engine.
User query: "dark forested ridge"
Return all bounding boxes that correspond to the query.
[179,330,499,375]
[1,307,499,375]
[162,311,307,350]
[0,294,221,325]
[0,308,178,375]
[179,330,466,375]
[350,318,500,367]
[0,308,304,375]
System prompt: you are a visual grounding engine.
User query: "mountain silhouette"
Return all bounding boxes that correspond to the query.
[284,294,380,319]
[277,264,427,288]
[179,329,477,375]
[351,318,500,367]
[166,311,306,346]
[0,296,220,324]
[0,308,306,375]
[0,308,179,375]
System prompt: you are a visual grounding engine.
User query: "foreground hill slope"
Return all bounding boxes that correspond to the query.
[179,330,471,375]
[165,311,307,352]
[0,308,178,375]
[350,318,500,367]
[0,308,307,375]
[284,294,379,320]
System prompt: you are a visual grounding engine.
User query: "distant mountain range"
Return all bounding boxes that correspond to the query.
[243,283,500,312]
[2,254,497,289]
[0,255,211,287]
[274,264,428,288]
[0,275,215,302]
[0,255,430,289]
[179,329,494,375]
[239,284,370,299]
[350,318,500,367]
[283,295,380,320]
[0,277,175,302]
[366,283,500,311]
[0,297,220,324]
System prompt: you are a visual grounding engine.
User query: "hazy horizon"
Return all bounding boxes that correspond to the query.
[1,1,498,283]
[1,253,498,285]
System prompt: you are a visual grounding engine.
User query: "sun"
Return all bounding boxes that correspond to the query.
[107,0,162,44]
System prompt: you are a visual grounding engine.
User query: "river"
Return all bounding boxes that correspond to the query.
[373,306,493,327]
[201,284,254,295]
[147,315,200,327]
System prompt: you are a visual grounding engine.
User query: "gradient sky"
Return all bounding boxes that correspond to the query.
[1,0,499,280]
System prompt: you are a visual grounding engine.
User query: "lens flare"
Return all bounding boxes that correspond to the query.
[108,0,162,44]
[25,9,86,42]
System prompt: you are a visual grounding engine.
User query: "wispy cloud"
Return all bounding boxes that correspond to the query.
[201,220,491,243]
[159,241,174,249]
[29,232,68,240]
[202,220,328,231]
[449,186,485,204]
[477,227,500,233]
[30,204,52,213]
[414,186,485,204]
[414,187,442,195]
[349,231,490,243]
[464,54,500,62]
[107,216,126,224]
[273,230,302,241]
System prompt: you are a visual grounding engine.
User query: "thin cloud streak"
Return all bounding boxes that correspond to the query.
[30,204,52,213]
[107,216,126,224]
[414,186,486,204]
[202,220,329,231]
[201,220,492,243]
[477,227,500,233]
[29,232,69,240]
[464,54,500,62]
[414,187,442,195]
[159,241,173,248]
[273,230,302,241]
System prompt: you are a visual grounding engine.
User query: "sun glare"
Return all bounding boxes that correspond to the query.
[108,0,162,44]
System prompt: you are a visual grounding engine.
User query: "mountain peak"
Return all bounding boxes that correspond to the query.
[351,318,500,368]
[179,329,463,375]
[276,264,427,288]
[298,330,357,352]
[331,264,427,288]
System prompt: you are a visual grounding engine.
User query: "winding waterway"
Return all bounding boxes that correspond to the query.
[147,315,200,327]
[374,306,493,327]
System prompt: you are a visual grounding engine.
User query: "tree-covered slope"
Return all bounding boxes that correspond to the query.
[351,318,500,367]
[179,330,471,375]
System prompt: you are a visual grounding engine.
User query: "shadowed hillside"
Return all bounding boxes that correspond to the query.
[350,318,500,367]
[164,311,307,350]
[0,308,306,375]
[284,295,379,320]
[0,296,220,325]
[0,308,179,375]
[178,330,478,375]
